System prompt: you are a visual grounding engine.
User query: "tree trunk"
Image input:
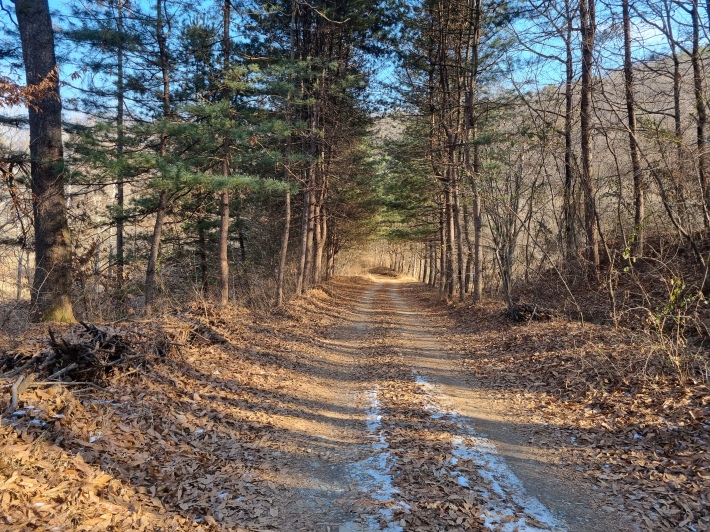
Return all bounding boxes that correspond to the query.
[198,223,208,295]
[115,0,125,288]
[438,193,446,294]
[303,187,315,288]
[144,189,169,314]
[296,184,310,295]
[16,250,23,301]
[15,0,75,322]
[218,0,231,305]
[144,0,172,314]
[462,0,483,302]
[622,0,644,255]
[218,189,230,305]
[453,176,465,300]
[445,179,455,298]
[471,142,483,302]
[691,0,709,222]
[313,201,326,285]
[422,243,428,284]
[276,188,290,306]
[563,0,576,264]
[579,0,599,274]
[462,203,473,293]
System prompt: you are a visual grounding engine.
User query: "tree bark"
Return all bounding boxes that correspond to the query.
[296,184,310,295]
[144,189,168,314]
[115,0,125,287]
[144,0,172,314]
[563,0,576,264]
[14,0,75,322]
[622,0,644,255]
[462,203,473,293]
[579,0,599,274]
[438,193,446,294]
[218,0,231,305]
[198,223,208,295]
[453,175,465,300]
[690,0,709,222]
[276,188,290,306]
[462,0,483,303]
[303,187,315,288]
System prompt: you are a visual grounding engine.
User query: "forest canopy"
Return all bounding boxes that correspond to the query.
[0,0,709,336]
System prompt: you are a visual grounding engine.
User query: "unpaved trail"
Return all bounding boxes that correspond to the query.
[0,275,640,531]
[275,277,627,531]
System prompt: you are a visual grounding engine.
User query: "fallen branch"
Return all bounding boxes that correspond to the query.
[48,362,78,381]
[30,381,109,391]
[2,355,39,379]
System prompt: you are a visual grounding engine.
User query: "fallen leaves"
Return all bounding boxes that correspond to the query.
[0,276,707,531]
[0,280,380,531]
[438,290,710,531]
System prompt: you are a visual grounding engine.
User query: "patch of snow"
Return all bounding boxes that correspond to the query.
[344,387,403,532]
[414,372,565,532]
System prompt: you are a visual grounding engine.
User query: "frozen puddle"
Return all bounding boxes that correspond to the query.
[343,387,404,532]
[414,373,566,532]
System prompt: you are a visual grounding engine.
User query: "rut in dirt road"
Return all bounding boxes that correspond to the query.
[315,278,624,532]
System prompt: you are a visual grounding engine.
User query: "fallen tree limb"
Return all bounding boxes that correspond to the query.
[29,380,109,391]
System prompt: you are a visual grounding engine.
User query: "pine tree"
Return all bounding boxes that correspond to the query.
[13,0,76,322]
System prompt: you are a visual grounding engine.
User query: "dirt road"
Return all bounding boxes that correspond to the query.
[0,276,643,531]
[271,277,625,531]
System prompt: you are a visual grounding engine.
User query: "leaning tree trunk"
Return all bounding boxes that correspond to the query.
[15,0,75,322]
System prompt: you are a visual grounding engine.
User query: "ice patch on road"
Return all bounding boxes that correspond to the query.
[414,373,565,532]
[344,387,404,532]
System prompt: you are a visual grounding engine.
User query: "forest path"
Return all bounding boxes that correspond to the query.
[0,275,645,531]
[276,276,626,531]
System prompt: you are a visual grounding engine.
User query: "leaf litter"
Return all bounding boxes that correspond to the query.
[0,276,707,531]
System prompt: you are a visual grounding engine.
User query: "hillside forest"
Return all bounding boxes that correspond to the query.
[0,0,709,530]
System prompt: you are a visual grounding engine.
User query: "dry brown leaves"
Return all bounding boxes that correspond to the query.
[358,289,485,532]
[2,276,708,531]
[0,284,354,531]
[420,287,710,531]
